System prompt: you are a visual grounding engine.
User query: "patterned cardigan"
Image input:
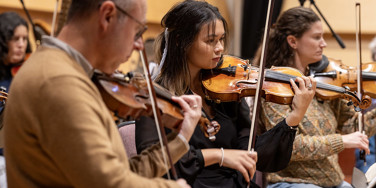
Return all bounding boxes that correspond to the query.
[260,97,376,187]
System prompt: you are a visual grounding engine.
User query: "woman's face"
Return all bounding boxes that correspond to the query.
[6,25,28,65]
[294,21,327,65]
[187,19,225,71]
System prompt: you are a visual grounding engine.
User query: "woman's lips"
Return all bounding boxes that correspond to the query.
[212,57,220,62]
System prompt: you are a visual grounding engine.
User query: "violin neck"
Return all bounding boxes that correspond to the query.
[154,84,180,107]
[315,82,346,93]
[362,71,376,80]
[265,70,346,94]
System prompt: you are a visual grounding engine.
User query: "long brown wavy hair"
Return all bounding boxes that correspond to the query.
[253,7,320,68]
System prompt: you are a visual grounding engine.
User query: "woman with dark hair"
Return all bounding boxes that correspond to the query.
[136,1,316,187]
[253,7,376,188]
[0,11,30,91]
[0,11,30,188]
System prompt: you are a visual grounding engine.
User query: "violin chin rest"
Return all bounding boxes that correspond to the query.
[309,54,329,75]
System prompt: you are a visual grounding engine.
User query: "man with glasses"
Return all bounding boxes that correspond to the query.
[3,0,200,187]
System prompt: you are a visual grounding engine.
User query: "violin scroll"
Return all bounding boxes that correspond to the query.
[340,90,371,112]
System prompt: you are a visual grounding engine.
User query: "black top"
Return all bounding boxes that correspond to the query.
[135,99,297,187]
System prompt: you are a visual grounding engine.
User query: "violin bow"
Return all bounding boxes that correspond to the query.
[355,2,366,166]
[248,0,274,152]
[50,0,60,37]
[247,0,275,186]
[139,47,177,180]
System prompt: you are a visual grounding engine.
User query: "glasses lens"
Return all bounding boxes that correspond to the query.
[134,26,147,41]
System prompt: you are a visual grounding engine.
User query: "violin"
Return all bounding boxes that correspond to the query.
[0,87,7,130]
[310,56,376,99]
[201,55,371,111]
[0,87,7,106]
[92,70,220,140]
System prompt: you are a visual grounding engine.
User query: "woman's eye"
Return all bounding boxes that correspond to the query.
[207,39,215,43]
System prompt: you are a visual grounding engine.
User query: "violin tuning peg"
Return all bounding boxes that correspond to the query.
[209,135,216,142]
[347,101,353,106]
[206,127,214,134]
[205,95,211,101]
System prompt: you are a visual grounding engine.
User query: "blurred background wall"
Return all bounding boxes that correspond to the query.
[0,0,375,71]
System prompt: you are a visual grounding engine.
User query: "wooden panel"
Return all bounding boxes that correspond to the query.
[146,0,230,25]
[323,33,374,67]
[338,148,356,183]
[282,0,376,34]
[0,0,58,12]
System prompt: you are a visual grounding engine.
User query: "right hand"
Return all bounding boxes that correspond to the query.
[221,150,258,183]
[171,95,202,141]
[342,132,370,154]
[176,178,191,188]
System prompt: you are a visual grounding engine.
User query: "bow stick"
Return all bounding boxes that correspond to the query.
[248,0,275,154]
[247,0,275,186]
[139,48,177,180]
[50,0,60,36]
[355,2,366,166]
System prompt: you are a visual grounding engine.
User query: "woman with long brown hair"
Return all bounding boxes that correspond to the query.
[135,1,316,187]
[253,7,376,188]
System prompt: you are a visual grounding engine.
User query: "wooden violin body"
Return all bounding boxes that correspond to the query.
[312,57,376,98]
[93,71,218,138]
[202,55,371,111]
[202,55,300,104]
[93,71,183,130]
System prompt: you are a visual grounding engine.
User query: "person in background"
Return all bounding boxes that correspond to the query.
[3,0,203,187]
[135,1,316,187]
[0,11,30,188]
[0,12,30,91]
[252,7,376,188]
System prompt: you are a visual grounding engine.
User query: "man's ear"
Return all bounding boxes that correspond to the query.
[98,1,117,33]
[286,35,297,49]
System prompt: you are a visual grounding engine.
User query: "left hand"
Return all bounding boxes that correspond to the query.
[286,76,316,126]
[171,95,202,141]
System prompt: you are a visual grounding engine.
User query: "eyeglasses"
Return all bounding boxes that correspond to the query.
[113,3,148,41]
